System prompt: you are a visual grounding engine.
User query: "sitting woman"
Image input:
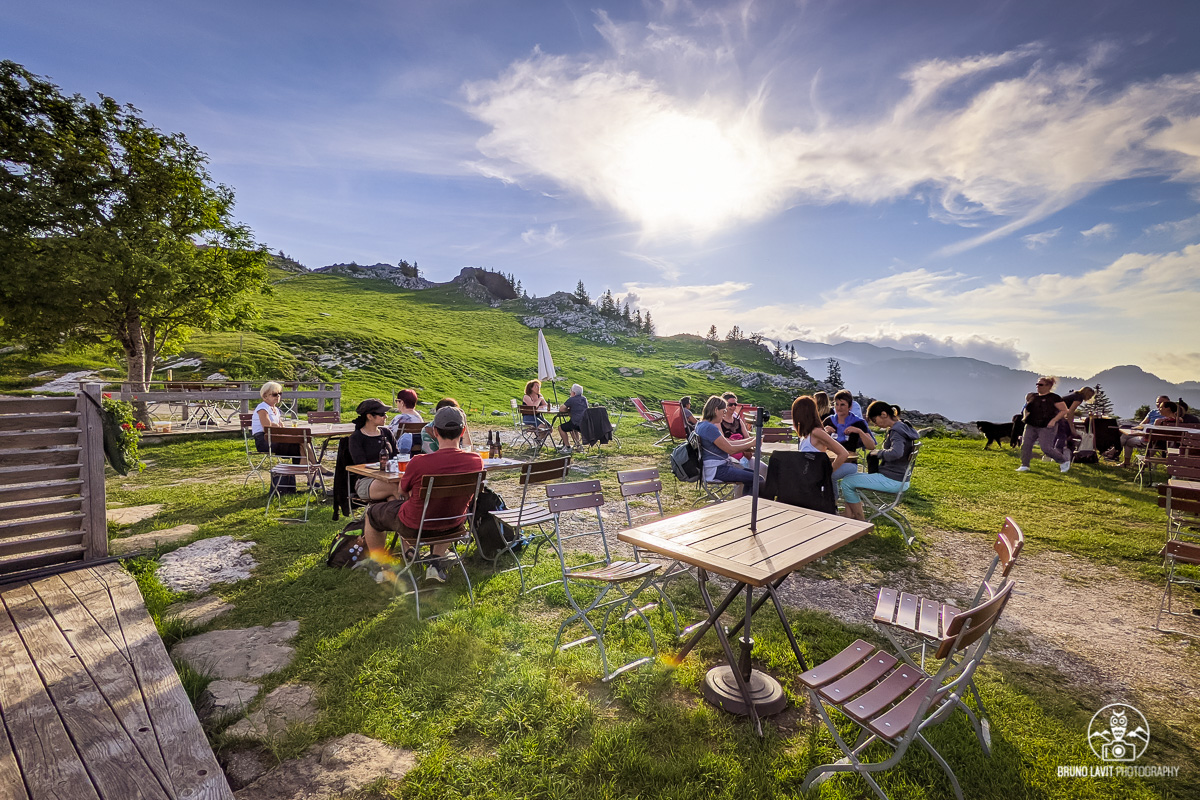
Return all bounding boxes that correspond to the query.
[389,388,422,454]
[522,379,551,423]
[840,401,921,522]
[348,399,402,502]
[680,395,698,433]
[252,381,309,494]
[823,389,877,454]
[793,395,852,493]
[421,397,474,452]
[695,395,759,494]
[813,391,832,422]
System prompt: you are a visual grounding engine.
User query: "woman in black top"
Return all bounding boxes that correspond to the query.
[1018,377,1070,473]
[1053,386,1095,454]
[348,399,401,501]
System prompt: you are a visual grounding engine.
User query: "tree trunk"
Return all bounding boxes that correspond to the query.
[122,314,152,425]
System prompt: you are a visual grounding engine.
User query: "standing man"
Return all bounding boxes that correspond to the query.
[1018,377,1071,474]
[558,383,588,450]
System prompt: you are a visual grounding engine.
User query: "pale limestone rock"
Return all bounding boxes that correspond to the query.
[225,684,317,740]
[110,523,198,554]
[171,620,298,680]
[234,734,415,800]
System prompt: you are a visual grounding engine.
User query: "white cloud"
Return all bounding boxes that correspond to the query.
[1080,222,1116,240]
[1021,227,1062,249]
[621,251,682,280]
[520,224,567,247]
[1144,213,1200,242]
[638,244,1200,382]
[463,8,1200,247]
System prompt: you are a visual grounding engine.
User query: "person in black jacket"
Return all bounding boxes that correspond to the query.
[1018,377,1071,474]
[348,399,401,502]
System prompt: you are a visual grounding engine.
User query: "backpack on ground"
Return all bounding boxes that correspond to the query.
[472,485,516,559]
[670,440,701,483]
[326,518,368,569]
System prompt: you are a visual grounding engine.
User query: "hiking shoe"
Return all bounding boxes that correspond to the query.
[1060,460,1071,473]
[1015,466,1030,473]
[425,562,448,583]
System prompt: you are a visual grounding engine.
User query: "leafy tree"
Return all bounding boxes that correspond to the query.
[599,289,617,317]
[708,348,721,365]
[572,280,591,305]
[643,310,655,335]
[826,358,844,390]
[749,331,764,346]
[1133,403,1151,422]
[1085,384,1114,417]
[725,325,742,341]
[705,325,719,342]
[0,62,268,404]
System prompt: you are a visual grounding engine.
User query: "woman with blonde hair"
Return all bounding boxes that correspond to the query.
[813,391,832,421]
[1018,376,1070,473]
[252,381,308,493]
[694,395,758,493]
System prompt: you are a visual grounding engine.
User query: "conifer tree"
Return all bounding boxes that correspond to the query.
[622,301,631,323]
[634,309,643,331]
[600,289,617,317]
[572,280,590,305]
[706,325,719,342]
[826,358,844,390]
[1085,384,1114,417]
[773,340,783,360]
[725,325,742,341]
[643,310,655,335]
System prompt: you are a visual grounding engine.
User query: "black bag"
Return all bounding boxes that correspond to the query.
[867,451,881,474]
[327,518,368,568]
[472,485,515,559]
[670,440,701,483]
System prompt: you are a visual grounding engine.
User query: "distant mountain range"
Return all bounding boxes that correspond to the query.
[785,340,1200,421]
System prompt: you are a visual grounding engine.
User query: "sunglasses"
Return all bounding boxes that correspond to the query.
[269,392,281,396]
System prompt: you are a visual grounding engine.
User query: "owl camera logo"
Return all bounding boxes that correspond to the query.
[1088,704,1149,763]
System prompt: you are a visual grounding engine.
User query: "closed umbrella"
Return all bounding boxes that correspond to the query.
[537,329,559,403]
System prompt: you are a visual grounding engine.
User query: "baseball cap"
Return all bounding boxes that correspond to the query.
[432,406,465,436]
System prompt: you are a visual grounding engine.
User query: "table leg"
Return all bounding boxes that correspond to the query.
[675,569,746,662]
[699,576,763,735]
[724,575,809,671]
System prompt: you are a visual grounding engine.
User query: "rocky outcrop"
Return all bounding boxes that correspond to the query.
[315,262,434,290]
[452,267,518,303]
[678,360,817,394]
[520,293,638,344]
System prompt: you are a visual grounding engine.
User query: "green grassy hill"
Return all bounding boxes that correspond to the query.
[0,268,814,414]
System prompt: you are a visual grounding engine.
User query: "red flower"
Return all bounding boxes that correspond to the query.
[134,422,146,430]
[121,423,132,430]
[103,393,112,399]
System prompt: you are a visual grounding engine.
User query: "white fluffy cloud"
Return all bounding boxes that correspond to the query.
[1081,222,1116,240]
[520,224,567,247]
[1021,228,1062,249]
[463,9,1200,245]
[630,244,1200,381]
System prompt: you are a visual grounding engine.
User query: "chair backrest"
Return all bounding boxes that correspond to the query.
[414,470,486,534]
[740,406,757,425]
[1166,454,1200,481]
[899,440,922,483]
[393,422,426,436]
[307,411,340,424]
[630,397,654,420]
[518,455,571,486]
[661,401,687,440]
[265,427,313,447]
[518,404,540,422]
[1181,432,1200,458]
[762,430,793,443]
[511,398,519,410]
[239,412,255,431]
[617,468,665,526]
[994,517,1024,579]
[546,479,605,513]
[935,581,1014,661]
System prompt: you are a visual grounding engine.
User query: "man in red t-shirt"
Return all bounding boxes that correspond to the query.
[364,407,483,582]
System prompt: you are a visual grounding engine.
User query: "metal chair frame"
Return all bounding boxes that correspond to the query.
[307,410,342,461]
[802,582,1015,800]
[859,441,922,545]
[872,517,1024,752]
[239,413,271,489]
[511,403,555,454]
[1160,454,1200,541]
[1156,539,1200,634]
[630,397,666,432]
[1136,426,1199,487]
[617,468,689,636]
[547,480,662,681]
[264,427,325,522]
[386,470,485,621]
[486,456,572,593]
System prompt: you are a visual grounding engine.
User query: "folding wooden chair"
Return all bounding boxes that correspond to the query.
[761,426,794,443]
[239,413,270,488]
[387,470,485,621]
[802,582,1015,800]
[617,468,689,635]
[860,441,922,545]
[1156,539,1200,634]
[1137,426,1193,488]
[873,517,1024,751]
[264,427,324,522]
[630,397,666,432]
[511,404,554,454]
[306,410,341,461]
[547,480,662,681]
[488,455,571,593]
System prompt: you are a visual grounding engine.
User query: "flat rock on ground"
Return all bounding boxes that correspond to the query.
[200,680,259,723]
[226,684,317,740]
[157,535,256,592]
[110,523,198,554]
[171,620,298,680]
[105,503,163,526]
[234,734,416,800]
[221,749,275,791]
[164,594,233,626]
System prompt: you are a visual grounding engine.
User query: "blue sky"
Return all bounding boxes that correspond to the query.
[4,0,1199,381]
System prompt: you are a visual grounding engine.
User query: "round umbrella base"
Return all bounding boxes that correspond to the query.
[703,665,787,717]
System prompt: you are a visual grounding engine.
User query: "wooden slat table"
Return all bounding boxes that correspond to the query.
[0,562,233,799]
[347,456,526,484]
[618,496,872,734]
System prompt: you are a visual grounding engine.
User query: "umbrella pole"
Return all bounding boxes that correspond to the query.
[750,407,763,532]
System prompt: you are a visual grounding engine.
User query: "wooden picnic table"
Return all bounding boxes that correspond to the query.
[346,456,526,483]
[618,496,872,735]
[755,440,859,462]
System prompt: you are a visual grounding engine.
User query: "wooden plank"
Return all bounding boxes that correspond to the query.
[78,389,108,562]
[0,533,85,560]
[0,398,77,415]
[0,431,81,450]
[896,594,919,631]
[0,548,86,577]
[4,583,168,800]
[0,414,79,433]
[0,687,30,799]
[0,498,84,524]
[0,516,84,541]
[0,588,96,800]
[58,568,131,663]
[0,451,82,472]
[99,565,234,800]
[917,598,941,638]
[33,575,175,798]
[0,481,83,505]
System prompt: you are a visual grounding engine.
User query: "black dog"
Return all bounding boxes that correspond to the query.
[976,417,1024,449]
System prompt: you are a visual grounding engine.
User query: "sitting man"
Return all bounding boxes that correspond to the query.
[558,383,588,450]
[1118,395,1170,466]
[362,407,484,583]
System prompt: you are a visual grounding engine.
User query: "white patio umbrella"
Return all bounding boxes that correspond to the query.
[537,329,559,403]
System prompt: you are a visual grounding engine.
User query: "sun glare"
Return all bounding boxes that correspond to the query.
[610,113,763,234]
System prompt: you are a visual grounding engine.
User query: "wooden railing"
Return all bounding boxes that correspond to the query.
[0,383,107,578]
[85,380,342,423]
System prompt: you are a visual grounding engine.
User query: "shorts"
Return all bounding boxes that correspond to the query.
[355,477,376,501]
[560,420,580,432]
[366,499,466,544]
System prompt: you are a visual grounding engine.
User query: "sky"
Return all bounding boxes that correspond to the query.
[4,0,1200,381]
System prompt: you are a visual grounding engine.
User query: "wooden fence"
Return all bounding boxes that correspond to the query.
[0,383,108,580]
[94,380,342,423]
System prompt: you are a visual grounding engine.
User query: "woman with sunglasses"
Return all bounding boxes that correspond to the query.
[348,399,402,501]
[252,381,305,493]
[1018,376,1071,473]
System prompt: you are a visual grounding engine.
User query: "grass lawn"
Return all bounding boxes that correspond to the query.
[109,421,1200,800]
